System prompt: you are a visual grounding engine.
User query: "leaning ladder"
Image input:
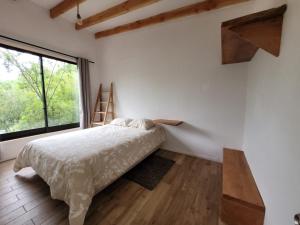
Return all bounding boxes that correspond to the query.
[91,82,115,127]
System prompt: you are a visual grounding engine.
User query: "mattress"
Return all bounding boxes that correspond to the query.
[14,124,166,225]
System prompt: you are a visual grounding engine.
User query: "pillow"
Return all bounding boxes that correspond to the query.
[110,118,132,127]
[128,119,155,130]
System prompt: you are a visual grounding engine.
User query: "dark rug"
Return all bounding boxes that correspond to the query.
[124,154,175,190]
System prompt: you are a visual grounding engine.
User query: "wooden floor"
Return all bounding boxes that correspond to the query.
[0,150,222,225]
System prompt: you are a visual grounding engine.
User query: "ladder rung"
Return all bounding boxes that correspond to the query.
[92,122,104,126]
[92,83,114,125]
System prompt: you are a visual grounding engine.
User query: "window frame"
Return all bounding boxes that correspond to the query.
[0,43,80,142]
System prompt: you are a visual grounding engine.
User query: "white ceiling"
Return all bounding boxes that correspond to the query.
[29,0,204,33]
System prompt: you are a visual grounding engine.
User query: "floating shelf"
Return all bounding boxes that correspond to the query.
[222,4,287,64]
[152,119,183,126]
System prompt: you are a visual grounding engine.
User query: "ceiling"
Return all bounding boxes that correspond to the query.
[29,0,204,33]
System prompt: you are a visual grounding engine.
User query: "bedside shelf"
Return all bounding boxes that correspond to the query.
[152,119,183,126]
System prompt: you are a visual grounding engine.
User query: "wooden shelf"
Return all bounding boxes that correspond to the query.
[222,4,287,64]
[152,119,183,126]
[221,148,265,225]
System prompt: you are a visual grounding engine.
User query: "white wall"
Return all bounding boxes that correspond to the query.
[95,3,263,162]
[243,1,300,225]
[96,2,300,224]
[0,0,99,161]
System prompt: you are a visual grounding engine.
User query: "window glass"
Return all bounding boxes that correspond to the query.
[0,45,80,140]
[43,57,80,127]
[0,47,45,134]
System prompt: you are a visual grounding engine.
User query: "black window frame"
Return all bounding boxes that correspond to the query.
[0,43,80,142]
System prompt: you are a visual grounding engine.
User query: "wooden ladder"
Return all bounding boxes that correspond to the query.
[91,83,115,127]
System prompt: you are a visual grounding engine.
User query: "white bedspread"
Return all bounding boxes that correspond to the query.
[14,125,166,225]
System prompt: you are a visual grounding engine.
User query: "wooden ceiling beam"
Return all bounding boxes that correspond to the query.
[95,0,250,39]
[50,0,86,19]
[76,0,160,30]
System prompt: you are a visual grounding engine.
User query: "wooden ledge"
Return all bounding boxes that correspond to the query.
[153,119,183,126]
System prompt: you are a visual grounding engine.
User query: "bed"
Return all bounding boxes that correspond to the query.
[14,124,166,225]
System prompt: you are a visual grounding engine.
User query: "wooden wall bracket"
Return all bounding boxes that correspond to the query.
[221,4,287,64]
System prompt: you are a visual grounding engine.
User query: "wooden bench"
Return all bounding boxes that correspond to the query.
[220,148,265,225]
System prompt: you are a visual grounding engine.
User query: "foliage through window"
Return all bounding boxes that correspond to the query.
[0,45,80,141]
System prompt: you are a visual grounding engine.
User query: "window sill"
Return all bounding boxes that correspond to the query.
[0,123,80,142]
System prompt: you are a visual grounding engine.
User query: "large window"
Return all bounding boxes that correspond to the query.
[0,45,80,141]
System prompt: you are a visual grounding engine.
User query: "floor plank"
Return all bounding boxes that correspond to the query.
[0,150,221,225]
